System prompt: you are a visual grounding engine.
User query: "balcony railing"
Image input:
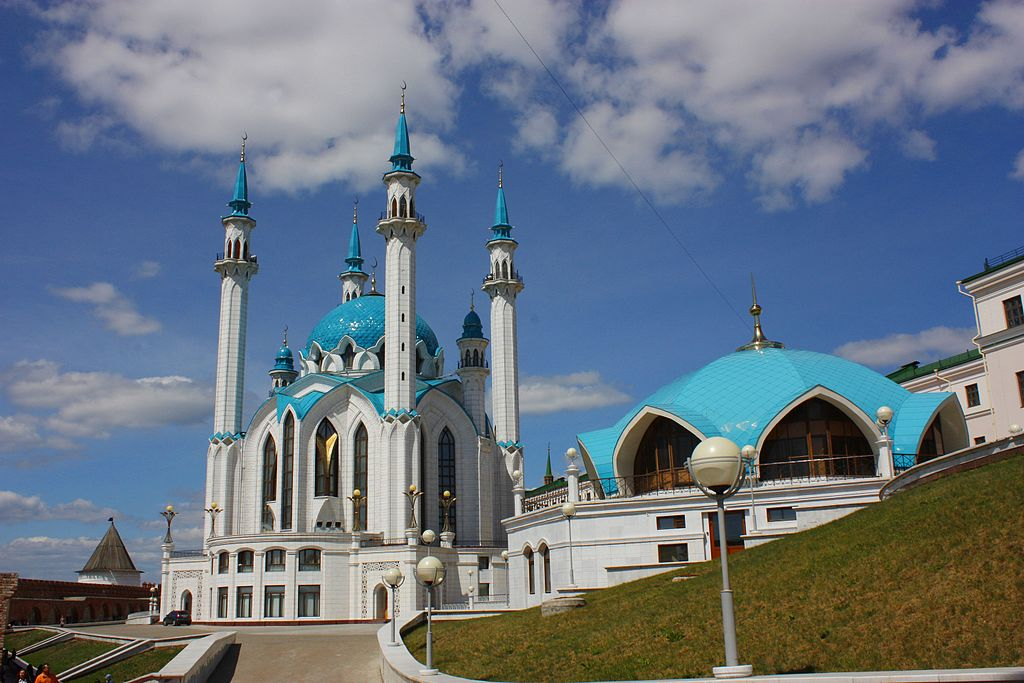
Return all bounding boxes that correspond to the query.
[378,211,427,223]
[215,253,259,264]
[169,549,205,558]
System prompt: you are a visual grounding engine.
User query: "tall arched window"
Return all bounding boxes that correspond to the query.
[281,413,295,530]
[391,197,398,218]
[760,398,873,480]
[501,261,509,279]
[539,544,551,593]
[242,240,249,260]
[353,423,368,527]
[315,419,339,497]
[524,547,535,595]
[399,195,408,218]
[918,416,946,463]
[438,428,456,533]
[341,345,356,370]
[633,417,700,494]
[472,349,480,366]
[262,436,278,504]
[464,349,471,367]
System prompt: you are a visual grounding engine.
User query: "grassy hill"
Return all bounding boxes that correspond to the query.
[405,456,1024,682]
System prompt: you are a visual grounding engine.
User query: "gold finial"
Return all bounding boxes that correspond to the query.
[737,274,784,352]
[240,132,247,163]
[353,197,358,224]
[282,325,288,346]
[498,160,503,188]
[400,81,407,115]
[370,258,378,293]
[470,290,475,311]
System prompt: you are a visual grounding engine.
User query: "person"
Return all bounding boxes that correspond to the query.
[16,671,28,682]
[104,675,112,683]
[32,663,57,683]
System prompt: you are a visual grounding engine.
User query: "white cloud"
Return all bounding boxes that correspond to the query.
[0,360,211,452]
[0,491,119,523]
[833,326,976,369]
[901,129,938,161]
[520,371,631,415]
[0,536,101,580]
[1011,148,1024,181]
[51,282,160,335]
[133,260,161,279]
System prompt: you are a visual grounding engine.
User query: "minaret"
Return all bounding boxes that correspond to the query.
[339,200,368,303]
[269,327,299,393]
[376,84,425,412]
[456,293,489,433]
[212,137,258,437]
[482,162,524,452]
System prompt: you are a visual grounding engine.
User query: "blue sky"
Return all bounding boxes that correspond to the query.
[2,0,1023,581]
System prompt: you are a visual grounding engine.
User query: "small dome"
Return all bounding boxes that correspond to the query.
[304,295,439,356]
[273,344,295,371]
[460,308,484,340]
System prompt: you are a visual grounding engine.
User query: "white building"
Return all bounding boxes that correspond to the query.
[162,93,521,623]
[889,248,1024,447]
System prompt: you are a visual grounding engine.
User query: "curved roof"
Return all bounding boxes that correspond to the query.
[304,295,439,356]
[460,308,484,340]
[578,348,958,481]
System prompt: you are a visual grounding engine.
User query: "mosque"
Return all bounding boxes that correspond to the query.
[161,92,521,622]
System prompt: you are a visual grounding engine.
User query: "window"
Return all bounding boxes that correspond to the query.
[298,549,321,571]
[656,515,687,530]
[1017,371,1024,407]
[438,428,456,533]
[262,436,277,504]
[237,551,254,573]
[217,588,228,618]
[974,436,987,445]
[315,419,339,497]
[265,549,286,572]
[767,507,797,523]
[341,345,355,370]
[540,545,551,593]
[217,552,229,574]
[524,548,535,595]
[478,583,490,597]
[353,423,368,528]
[298,586,320,617]
[760,398,874,480]
[478,556,490,570]
[236,587,252,618]
[965,383,981,408]
[633,417,701,494]
[264,586,285,618]
[657,543,689,563]
[1003,295,1024,329]
[282,414,294,530]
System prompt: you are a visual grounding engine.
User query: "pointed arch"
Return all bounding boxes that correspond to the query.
[242,240,249,260]
[391,197,398,218]
[472,348,480,366]
[315,419,339,497]
[538,543,551,593]
[353,422,368,527]
[464,349,471,367]
[523,546,535,595]
[399,195,408,218]
[281,413,295,530]
[262,434,278,531]
[501,261,509,279]
[438,427,456,533]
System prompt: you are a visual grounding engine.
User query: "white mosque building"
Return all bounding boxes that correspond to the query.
[161,92,522,622]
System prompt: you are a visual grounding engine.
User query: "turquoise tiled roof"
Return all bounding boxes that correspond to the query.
[226,159,251,217]
[303,295,439,356]
[578,348,959,480]
[460,308,484,340]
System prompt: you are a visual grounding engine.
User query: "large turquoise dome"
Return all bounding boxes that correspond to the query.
[303,295,439,356]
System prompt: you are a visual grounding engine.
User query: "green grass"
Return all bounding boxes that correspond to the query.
[3,629,55,652]
[23,638,119,675]
[66,645,184,683]
[406,456,1024,682]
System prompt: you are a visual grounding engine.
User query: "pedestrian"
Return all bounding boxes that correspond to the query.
[16,670,28,682]
[32,663,57,683]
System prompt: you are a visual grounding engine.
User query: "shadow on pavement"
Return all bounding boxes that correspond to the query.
[206,643,241,683]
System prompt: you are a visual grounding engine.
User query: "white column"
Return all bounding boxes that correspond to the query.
[566,462,580,503]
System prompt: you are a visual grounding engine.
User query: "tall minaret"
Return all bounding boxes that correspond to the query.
[212,137,258,437]
[339,200,368,303]
[482,163,524,452]
[376,85,425,412]
[456,294,489,433]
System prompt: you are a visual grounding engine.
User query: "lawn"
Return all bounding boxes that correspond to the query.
[23,638,119,675]
[405,456,1024,682]
[3,629,55,652]
[66,645,184,682]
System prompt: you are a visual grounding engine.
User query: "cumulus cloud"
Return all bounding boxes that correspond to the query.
[133,260,161,279]
[0,536,101,580]
[520,371,631,415]
[833,326,976,369]
[51,282,160,335]
[901,129,938,161]
[0,360,211,453]
[1011,148,1024,181]
[0,491,119,523]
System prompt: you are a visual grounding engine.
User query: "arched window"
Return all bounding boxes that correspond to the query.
[353,423,368,527]
[237,550,254,573]
[416,351,424,375]
[464,349,471,367]
[472,349,480,366]
[399,195,408,218]
[281,413,295,530]
[409,198,415,217]
[438,428,456,533]
[391,197,398,218]
[233,239,241,259]
[539,544,551,593]
[376,343,386,370]
[524,547,535,595]
[262,436,277,531]
[217,551,229,574]
[760,398,873,481]
[341,345,356,370]
[242,240,249,260]
[501,261,508,279]
[918,416,946,463]
[632,417,700,494]
[315,419,339,497]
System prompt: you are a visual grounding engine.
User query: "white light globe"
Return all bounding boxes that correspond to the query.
[421,529,436,545]
[876,406,893,424]
[1009,423,1022,436]
[565,447,578,461]
[690,437,742,492]
[416,555,446,586]
[500,550,509,560]
[740,445,756,460]
[561,502,576,518]
[383,567,403,587]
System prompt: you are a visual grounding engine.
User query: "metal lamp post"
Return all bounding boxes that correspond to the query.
[561,502,577,588]
[347,489,365,532]
[160,505,177,543]
[204,503,222,538]
[421,528,436,554]
[404,484,424,530]
[149,586,157,616]
[414,555,447,676]
[382,567,406,646]
[500,550,509,605]
[689,436,752,679]
[740,445,757,532]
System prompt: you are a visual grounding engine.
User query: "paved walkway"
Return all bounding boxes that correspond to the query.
[74,623,383,682]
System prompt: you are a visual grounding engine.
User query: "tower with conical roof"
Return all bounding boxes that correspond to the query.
[543,445,554,485]
[456,294,489,433]
[339,200,368,303]
[269,327,298,392]
[77,519,142,586]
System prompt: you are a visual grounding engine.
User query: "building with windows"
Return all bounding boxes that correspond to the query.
[161,93,519,623]
[888,247,1024,446]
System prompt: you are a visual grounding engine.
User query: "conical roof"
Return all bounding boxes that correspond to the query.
[80,519,139,573]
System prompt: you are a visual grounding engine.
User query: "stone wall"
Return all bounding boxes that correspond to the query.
[0,572,19,650]
[7,578,152,626]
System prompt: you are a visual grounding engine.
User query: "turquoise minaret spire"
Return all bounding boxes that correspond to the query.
[339,200,369,302]
[227,134,251,217]
[389,84,415,173]
[491,161,513,240]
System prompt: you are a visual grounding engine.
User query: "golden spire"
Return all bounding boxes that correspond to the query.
[240,132,247,163]
[498,160,503,188]
[282,325,288,346]
[470,290,475,311]
[737,274,784,351]
[400,81,406,115]
[353,197,358,224]
[370,258,378,294]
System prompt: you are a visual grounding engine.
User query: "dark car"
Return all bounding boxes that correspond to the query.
[163,610,192,626]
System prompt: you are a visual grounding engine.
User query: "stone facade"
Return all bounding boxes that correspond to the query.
[5,577,152,626]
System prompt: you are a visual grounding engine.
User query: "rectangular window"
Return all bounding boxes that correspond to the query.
[1004,295,1024,329]
[1017,371,1024,407]
[767,507,797,523]
[965,383,981,408]
[264,586,285,618]
[478,583,490,597]
[236,587,252,618]
[237,551,254,573]
[217,588,228,618]
[477,556,490,570]
[657,543,688,563]
[217,553,230,574]
[265,549,286,572]
[656,515,687,530]
[974,436,987,445]
[298,586,320,618]
[282,415,295,530]
[298,549,321,571]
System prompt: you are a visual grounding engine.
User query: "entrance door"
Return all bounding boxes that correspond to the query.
[180,590,193,615]
[373,585,388,620]
[708,511,746,559]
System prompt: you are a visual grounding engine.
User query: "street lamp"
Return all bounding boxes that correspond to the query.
[1010,423,1022,437]
[204,503,222,537]
[347,489,365,532]
[404,484,424,530]
[876,405,893,437]
[740,445,757,532]
[689,436,752,679]
[500,550,509,605]
[440,490,457,534]
[149,586,157,616]
[415,555,447,676]
[382,567,406,647]
[160,505,177,544]
[561,502,577,588]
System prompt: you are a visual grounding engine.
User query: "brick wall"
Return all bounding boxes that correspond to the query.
[0,573,19,651]
[6,578,152,627]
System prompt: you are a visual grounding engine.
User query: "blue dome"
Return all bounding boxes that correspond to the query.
[460,309,484,340]
[273,344,295,371]
[579,347,963,481]
[304,295,439,357]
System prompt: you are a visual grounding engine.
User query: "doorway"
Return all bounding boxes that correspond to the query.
[708,510,746,559]
[373,584,388,620]
[180,590,193,615]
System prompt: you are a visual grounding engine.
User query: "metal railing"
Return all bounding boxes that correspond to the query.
[170,549,205,558]
[378,211,427,223]
[215,253,258,264]
[984,244,1024,270]
[359,536,410,547]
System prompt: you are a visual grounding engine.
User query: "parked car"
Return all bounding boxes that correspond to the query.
[163,610,192,626]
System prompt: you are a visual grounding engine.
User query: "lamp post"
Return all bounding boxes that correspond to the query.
[414,555,447,676]
[689,437,752,679]
[561,502,577,588]
[439,490,457,546]
[500,550,509,605]
[421,528,436,553]
[1011,423,1023,437]
[204,503,222,538]
[382,567,406,646]
[347,489,365,532]
[404,484,424,530]
[876,405,894,476]
[740,445,757,532]
[160,505,177,544]
[149,586,157,616]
